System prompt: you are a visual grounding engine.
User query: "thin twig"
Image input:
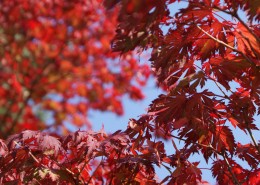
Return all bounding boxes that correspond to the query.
[213,80,230,98]
[194,64,232,98]
[86,158,103,184]
[241,110,260,154]
[196,25,236,51]
[234,13,260,43]
[77,159,90,183]
[222,153,241,185]
[246,127,260,154]
[196,25,256,67]
[213,6,260,42]
[170,134,220,154]
[240,33,260,59]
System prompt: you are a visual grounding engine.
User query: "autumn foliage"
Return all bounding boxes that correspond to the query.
[0,0,260,184]
[0,0,150,138]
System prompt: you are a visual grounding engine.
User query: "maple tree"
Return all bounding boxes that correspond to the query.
[0,0,260,184]
[0,0,150,138]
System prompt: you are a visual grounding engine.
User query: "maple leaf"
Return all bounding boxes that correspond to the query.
[211,160,231,184]
[236,143,260,168]
[214,126,235,153]
[0,0,151,139]
[148,93,187,127]
[22,130,40,142]
[38,134,61,156]
[80,134,99,158]
[106,130,130,148]
[0,139,8,157]
[248,169,260,185]
[103,0,121,9]
[38,168,59,182]
[228,117,239,128]
[234,23,260,60]
[0,1,259,184]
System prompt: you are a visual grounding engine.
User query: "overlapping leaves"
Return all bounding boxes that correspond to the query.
[108,0,260,184]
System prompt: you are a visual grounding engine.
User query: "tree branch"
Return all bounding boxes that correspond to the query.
[196,25,257,67]
[4,61,52,138]
[196,25,235,51]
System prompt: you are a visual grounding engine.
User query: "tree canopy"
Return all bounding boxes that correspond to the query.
[0,0,150,138]
[0,0,259,184]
